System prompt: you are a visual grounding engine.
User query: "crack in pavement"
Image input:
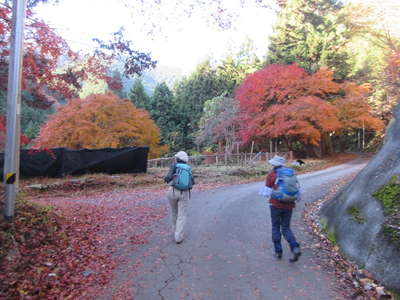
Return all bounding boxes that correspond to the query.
[130,160,369,299]
[157,245,193,300]
[157,246,176,300]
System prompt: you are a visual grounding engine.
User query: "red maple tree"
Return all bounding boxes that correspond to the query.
[0,6,156,109]
[236,64,383,156]
[0,115,30,150]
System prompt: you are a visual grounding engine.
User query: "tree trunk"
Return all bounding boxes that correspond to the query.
[218,141,223,153]
[321,132,333,156]
[339,135,347,152]
[306,143,321,158]
[282,137,292,151]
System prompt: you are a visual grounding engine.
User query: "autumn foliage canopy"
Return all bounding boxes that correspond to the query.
[386,51,400,98]
[0,115,30,150]
[235,64,383,147]
[0,5,156,109]
[35,93,166,158]
[0,6,81,108]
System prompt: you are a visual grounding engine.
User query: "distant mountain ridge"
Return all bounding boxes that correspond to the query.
[122,65,184,96]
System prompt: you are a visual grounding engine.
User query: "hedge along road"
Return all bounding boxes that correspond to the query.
[122,158,368,300]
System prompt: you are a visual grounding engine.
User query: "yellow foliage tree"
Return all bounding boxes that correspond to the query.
[35,93,167,158]
[333,82,384,134]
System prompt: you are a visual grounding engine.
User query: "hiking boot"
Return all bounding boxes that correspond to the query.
[289,247,301,262]
[175,232,184,244]
[175,236,183,244]
[274,252,282,260]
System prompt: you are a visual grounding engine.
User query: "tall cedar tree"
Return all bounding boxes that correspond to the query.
[236,64,383,157]
[129,78,150,110]
[267,0,352,80]
[150,82,180,149]
[35,93,166,158]
[173,61,226,149]
[215,39,264,95]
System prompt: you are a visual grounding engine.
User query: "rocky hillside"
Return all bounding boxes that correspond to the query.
[321,104,400,293]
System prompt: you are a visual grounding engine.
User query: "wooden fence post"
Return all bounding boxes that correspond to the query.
[148,151,291,168]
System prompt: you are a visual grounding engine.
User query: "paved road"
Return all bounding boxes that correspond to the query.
[127,159,368,300]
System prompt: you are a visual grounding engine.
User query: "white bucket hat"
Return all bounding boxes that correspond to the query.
[174,151,189,163]
[268,155,285,167]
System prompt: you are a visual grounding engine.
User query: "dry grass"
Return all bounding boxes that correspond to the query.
[15,153,359,198]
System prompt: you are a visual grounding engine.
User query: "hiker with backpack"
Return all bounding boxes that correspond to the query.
[164,151,194,244]
[265,155,302,262]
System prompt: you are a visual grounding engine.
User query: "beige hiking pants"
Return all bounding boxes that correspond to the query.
[167,186,189,243]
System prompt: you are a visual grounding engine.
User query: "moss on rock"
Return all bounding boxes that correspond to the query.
[347,206,366,224]
[373,175,400,245]
[320,216,337,244]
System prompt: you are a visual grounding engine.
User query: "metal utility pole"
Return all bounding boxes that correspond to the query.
[3,0,27,221]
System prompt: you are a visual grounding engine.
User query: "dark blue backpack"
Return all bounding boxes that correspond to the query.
[271,167,299,203]
[172,163,193,191]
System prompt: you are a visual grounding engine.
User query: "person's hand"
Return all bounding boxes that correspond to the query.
[259,186,272,197]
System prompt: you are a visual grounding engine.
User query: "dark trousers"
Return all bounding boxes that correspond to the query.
[270,205,300,253]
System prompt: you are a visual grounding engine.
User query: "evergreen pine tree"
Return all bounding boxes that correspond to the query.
[173,60,226,149]
[128,78,150,110]
[151,82,180,149]
[267,0,351,80]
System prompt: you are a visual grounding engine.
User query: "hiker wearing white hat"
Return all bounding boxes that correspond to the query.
[265,155,301,262]
[268,155,286,167]
[164,151,195,243]
[174,151,189,163]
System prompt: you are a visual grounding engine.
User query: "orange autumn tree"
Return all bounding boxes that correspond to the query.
[385,51,400,112]
[334,82,384,132]
[35,93,166,158]
[236,64,383,156]
[330,81,384,152]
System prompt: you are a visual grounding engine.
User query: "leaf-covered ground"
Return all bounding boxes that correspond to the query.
[303,174,396,300]
[0,153,360,299]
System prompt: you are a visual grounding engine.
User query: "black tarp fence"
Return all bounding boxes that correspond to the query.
[0,147,149,179]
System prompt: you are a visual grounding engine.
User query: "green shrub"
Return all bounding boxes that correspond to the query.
[373,176,400,244]
[373,176,400,213]
[320,217,337,244]
[347,206,366,224]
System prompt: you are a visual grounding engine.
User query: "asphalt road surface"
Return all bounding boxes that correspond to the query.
[127,159,368,300]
